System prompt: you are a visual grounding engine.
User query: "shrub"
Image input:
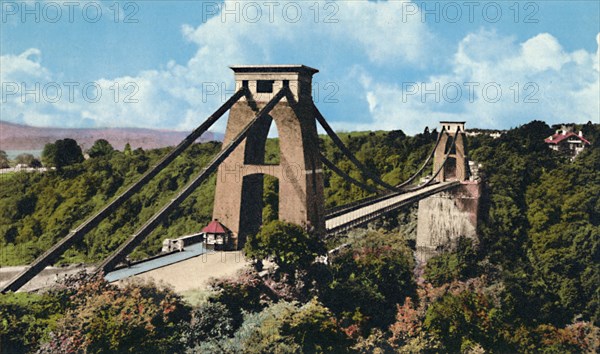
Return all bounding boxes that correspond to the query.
[38,275,191,354]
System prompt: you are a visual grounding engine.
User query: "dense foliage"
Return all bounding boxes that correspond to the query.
[244,220,326,273]
[1,121,598,353]
[1,274,191,354]
[323,231,417,332]
[0,291,64,353]
[0,150,9,168]
[424,236,478,286]
[86,139,115,158]
[0,128,434,265]
[41,138,84,169]
[467,121,599,328]
[0,141,221,265]
[320,129,439,208]
[15,154,42,167]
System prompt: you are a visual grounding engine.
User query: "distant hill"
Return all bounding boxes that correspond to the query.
[0,121,223,151]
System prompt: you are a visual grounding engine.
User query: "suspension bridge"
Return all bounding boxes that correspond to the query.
[1,65,478,293]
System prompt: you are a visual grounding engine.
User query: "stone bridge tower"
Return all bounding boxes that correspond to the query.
[213,65,325,249]
[434,121,468,182]
[417,121,481,262]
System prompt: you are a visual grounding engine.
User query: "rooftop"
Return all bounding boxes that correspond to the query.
[202,219,230,234]
[545,131,591,145]
[230,64,319,74]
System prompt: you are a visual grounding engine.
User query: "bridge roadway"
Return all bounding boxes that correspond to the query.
[325,181,460,235]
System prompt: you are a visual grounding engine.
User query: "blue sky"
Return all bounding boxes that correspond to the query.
[1,0,599,134]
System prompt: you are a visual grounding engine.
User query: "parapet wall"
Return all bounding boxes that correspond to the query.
[415,181,482,263]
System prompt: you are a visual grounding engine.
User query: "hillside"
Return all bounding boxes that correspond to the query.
[1,120,599,353]
[0,127,440,266]
[0,121,223,151]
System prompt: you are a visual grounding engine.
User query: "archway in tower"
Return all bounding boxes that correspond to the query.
[237,115,282,245]
[443,134,457,180]
[243,114,281,166]
[239,173,280,243]
[265,122,280,164]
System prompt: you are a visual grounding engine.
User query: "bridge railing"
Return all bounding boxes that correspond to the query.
[318,115,451,217]
[325,191,399,218]
[326,181,460,236]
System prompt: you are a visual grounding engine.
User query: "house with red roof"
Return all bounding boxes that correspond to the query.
[545,128,591,158]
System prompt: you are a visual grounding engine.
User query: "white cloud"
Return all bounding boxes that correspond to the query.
[359,30,600,133]
[520,33,569,71]
[0,48,50,82]
[2,0,435,131]
[1,2,598,135]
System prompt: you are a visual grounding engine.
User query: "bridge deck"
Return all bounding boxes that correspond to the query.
[325,181,460,234]
[104,243,211,283]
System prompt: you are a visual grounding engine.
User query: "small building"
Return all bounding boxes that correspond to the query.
[545,128,591,158]
[202,219,231,251]
[161,233,204,253]
[465,129,504,139]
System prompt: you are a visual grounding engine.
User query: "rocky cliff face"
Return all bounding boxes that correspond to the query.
[416,182,481,262]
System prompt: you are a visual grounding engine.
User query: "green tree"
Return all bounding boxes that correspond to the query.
[41,142,57,167]
[191,301,299,353]
[15,153,42,167]
[208,269,272,328]
[0,150,9,168]
[42,139,84,169]
[262,175,279,223]
[424,237,478,287]
[194,300,351,354]
[124,142,132,155]
[423,289,505,353]
[0,291,65,353]
[87,139,114,158]
[244,220,325,273]
[186,302,235,347]
[279,298,352,353]
[38,275,191,354]
[324,231,416,331]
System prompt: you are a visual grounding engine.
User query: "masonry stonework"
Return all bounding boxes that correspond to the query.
[415,181,482,262]
[434,121,468,182]
[417,121,481,262]
[213,65,325,249]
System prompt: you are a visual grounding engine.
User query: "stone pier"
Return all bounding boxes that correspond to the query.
[415,181,482,262]
[213,65,326,249]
